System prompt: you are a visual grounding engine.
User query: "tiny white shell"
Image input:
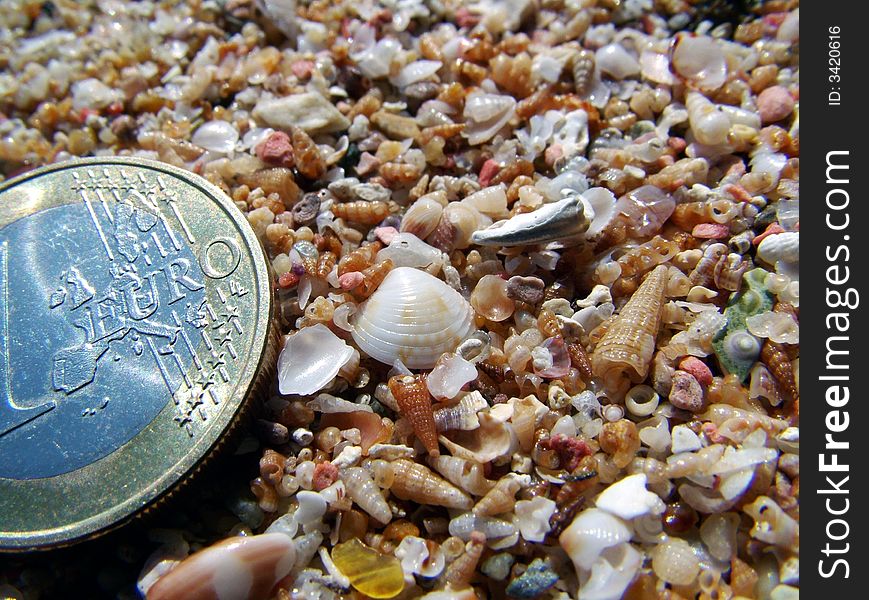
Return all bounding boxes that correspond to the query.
[395,536,445,578]
[595,44,639,80]
[595,474,665,520]
[277,324,355,396]
[350,267,476,369]
[672,35,727,90]
[746,311,799,344]
[191,120,239,154]
[578,542,643,600]
[463,92,516,145]
[757,232,799,265]
[514,496,557,542]
[559,508,632,571]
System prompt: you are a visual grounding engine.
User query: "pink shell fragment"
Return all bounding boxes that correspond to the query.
[478,159,500,187]
[256,131,294,167]
[291,60,315,79]
[375,226,399,245]
[678,356,713,388]
[692,223,729,239]
[339,271,365,290]
[753,223,785,245]
[757,86,795,124]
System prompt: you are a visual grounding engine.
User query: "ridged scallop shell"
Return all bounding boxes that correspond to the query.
[591,265,669,396]
[350,267,476,369]
[401,196,444,240]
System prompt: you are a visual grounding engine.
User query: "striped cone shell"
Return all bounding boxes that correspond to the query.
[592,265,669,396]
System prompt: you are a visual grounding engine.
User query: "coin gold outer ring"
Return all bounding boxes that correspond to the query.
[0,157,276,551]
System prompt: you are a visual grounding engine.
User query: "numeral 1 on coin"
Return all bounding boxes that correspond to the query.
[0,241,55,437]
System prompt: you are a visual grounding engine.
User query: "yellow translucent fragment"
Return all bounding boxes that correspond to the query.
[331,538,405,599]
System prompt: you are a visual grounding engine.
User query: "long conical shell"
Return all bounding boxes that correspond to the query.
[351,267,476,369]
[390,459,473,509]
[760,340,799,409]
[592,265,669,396]
[389,375,440,457]
[441,532,486,590]
[473,474,524,516]
[340,467,393,525]
[511,396,540,453]
[427,454,497,497]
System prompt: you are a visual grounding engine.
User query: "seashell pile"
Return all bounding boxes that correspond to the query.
[0,0,799,598]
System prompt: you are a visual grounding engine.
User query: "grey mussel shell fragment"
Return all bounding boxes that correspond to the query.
[470,194,589,247]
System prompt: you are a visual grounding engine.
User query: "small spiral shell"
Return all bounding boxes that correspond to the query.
[332,201,390,225]
[427,454,496,497]
[341,467,393,525]
[572,49,596,96]
[250,477,279,513]
[380,162,423,186]
[338,242,382,276]
[389,374,439,457]
[354,259,394,300]
[259,449,287,486]
[390,459,474,509]
[292,127,327,180]
[760,340,799,408]
[592,265,669,396]
[473,474,525,516]
[689,243,727,287]
[441,531,486,590]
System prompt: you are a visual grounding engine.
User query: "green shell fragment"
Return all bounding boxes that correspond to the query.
[712,269,774,381]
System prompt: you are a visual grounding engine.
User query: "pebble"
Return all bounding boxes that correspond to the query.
[678,357,713,387]
[354,183,392,203]
[256,131,294,167]
[670,425,703,453]
[481,553,515,581]
[253,92,351,134]
[505,558,559,599]
[668,370,704,412]
[506,276,545,305]
[331,538,405,598]
[757,86,796,124]
[692,223,730,239]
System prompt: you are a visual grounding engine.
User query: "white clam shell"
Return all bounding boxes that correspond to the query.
[595,43,640,80]
[350,267,476,369]
[277,324,355,396]
[672,35,727,90]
